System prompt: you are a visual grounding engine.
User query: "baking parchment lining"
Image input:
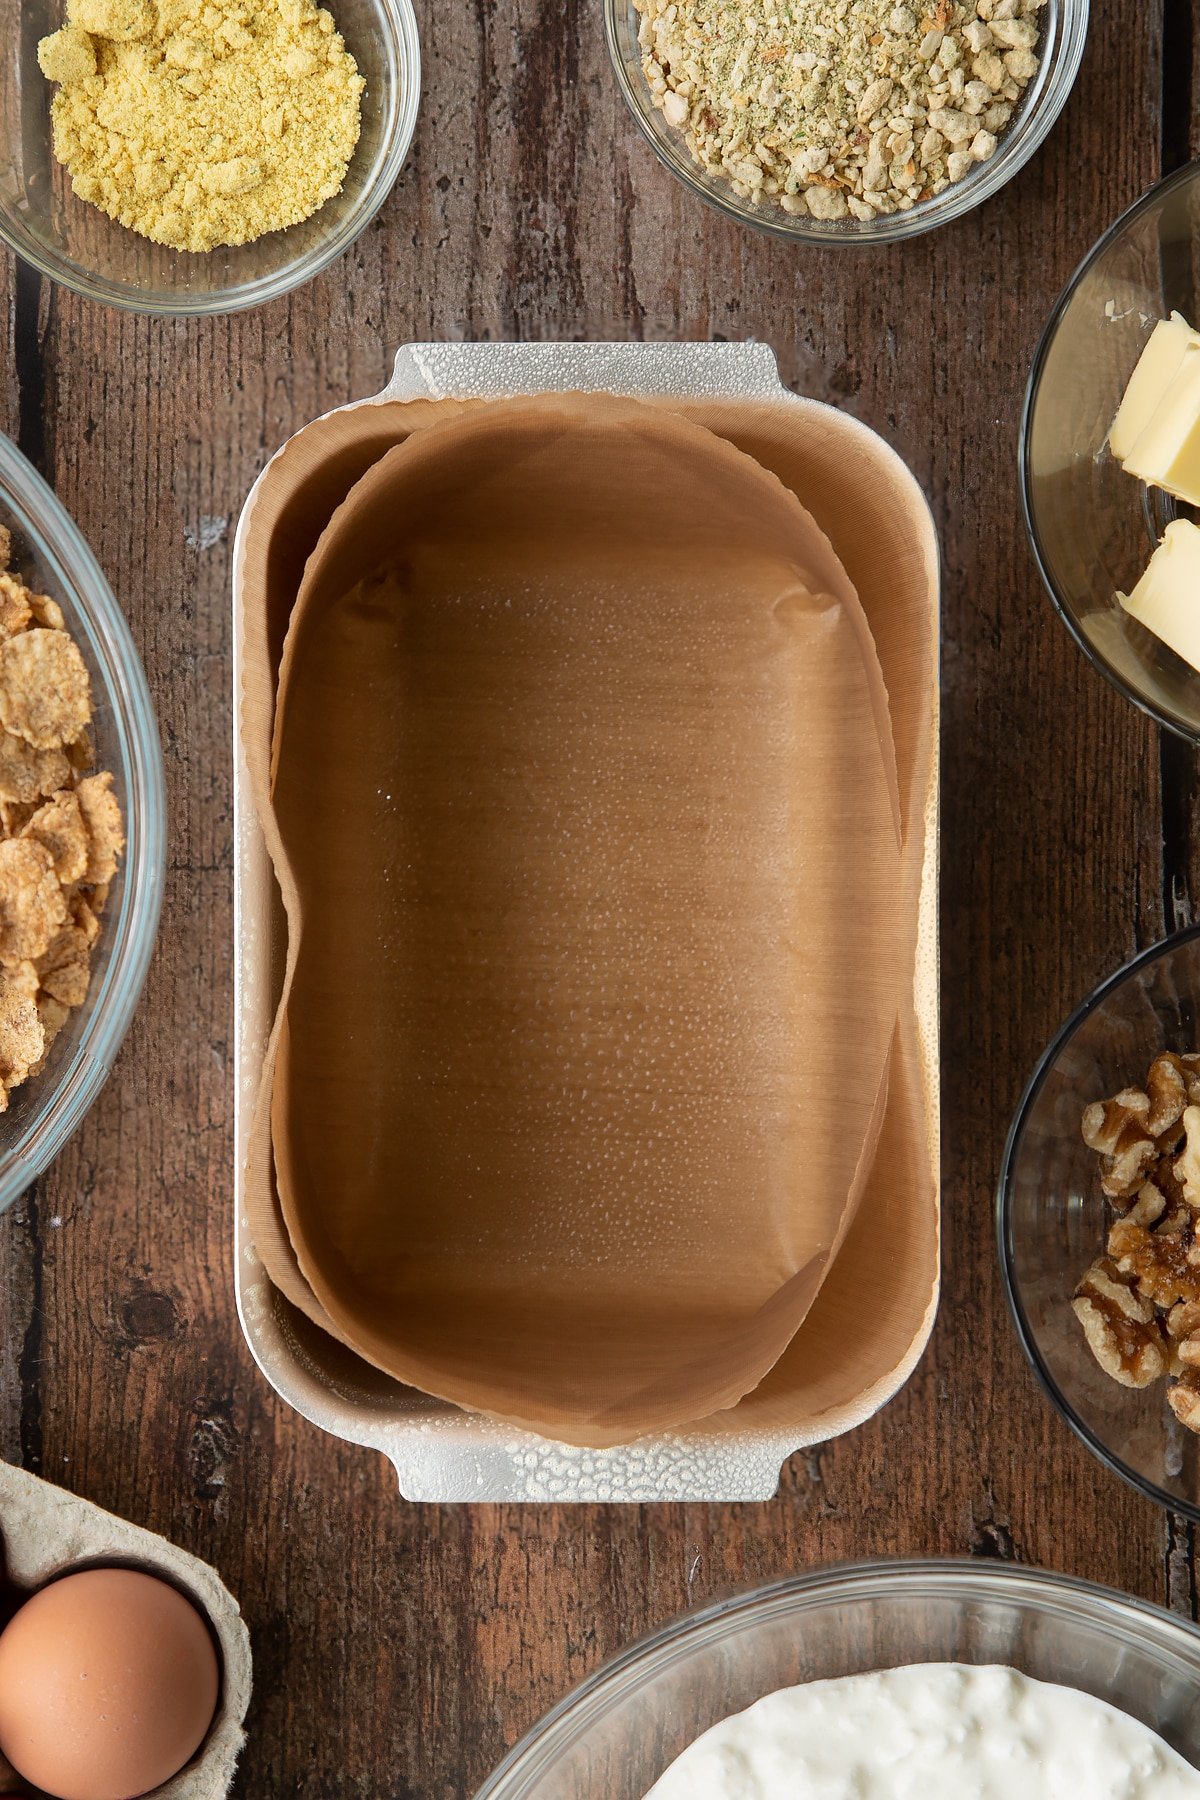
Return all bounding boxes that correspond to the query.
[245,393,914,1445]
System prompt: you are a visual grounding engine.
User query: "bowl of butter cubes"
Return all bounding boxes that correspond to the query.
[1022,158,1200,739]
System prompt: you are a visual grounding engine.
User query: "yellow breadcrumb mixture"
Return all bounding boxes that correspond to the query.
[37,0,365,253]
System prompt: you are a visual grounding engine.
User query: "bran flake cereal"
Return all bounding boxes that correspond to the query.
[0,536,126,1111]
[0,629,92,750]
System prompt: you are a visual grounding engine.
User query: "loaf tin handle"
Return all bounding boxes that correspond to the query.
[380,340,787,406]
[385,1435,795,1505]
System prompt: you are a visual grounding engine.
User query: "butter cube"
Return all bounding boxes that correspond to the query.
[1123,343,1200,507]
[1119,520,1200,672]
[1110,313,1200,461]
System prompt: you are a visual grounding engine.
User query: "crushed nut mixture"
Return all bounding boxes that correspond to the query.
[0,527,124,1112]
[37,0,365,254]
[633,0,1042,220]
[1073,1051,1200,1433]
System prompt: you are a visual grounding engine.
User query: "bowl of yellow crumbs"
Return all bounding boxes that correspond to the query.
[0,432,164,1214]
[0,0,420,314]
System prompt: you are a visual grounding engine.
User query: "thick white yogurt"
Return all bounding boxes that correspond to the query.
[645,1663,1200,1799]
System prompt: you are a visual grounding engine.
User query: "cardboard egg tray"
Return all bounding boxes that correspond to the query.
[0,1462,250,1800]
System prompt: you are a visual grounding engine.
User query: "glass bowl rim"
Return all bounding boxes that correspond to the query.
[0,430,166,1212]
[1019,156,1200,745]
[996,921,1200,1523]
[0,0,422,317]
[473,1555,1200,1800]
[602,0,1090,246]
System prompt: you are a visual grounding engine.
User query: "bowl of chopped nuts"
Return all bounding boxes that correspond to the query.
[0,432,164,1214]
[606,0,1087,240]
[999,927,1200,1519]
[0,0,420,315]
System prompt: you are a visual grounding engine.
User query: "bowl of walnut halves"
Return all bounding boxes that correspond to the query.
[0,433,164,1216]
[1000,926,1200,1517]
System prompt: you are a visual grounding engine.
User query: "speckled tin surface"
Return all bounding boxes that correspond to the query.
[232,341,940,1502]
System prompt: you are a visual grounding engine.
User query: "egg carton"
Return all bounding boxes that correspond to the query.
[0,1462,250,1799]
[232,338,941,1503]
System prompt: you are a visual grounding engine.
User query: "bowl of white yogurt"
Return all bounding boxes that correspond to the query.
[473,1561,1200,1800]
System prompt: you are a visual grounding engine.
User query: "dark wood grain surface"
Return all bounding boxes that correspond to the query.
[3,0,1200,1793]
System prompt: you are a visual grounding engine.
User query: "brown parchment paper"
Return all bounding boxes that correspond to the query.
[238,396,481,1343]
[655,397,939,1441]
[237,382,939,1450]
[0,1462,251,1800]
[248,394,911,1444]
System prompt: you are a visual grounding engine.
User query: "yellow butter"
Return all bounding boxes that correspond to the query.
[1119,520,1200,672]
[1123,344,1200,507]
[1110,314,1200,461]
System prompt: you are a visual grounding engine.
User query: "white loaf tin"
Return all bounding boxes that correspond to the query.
[232,340,940,1502]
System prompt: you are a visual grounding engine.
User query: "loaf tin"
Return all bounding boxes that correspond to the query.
[232,341,941,1502]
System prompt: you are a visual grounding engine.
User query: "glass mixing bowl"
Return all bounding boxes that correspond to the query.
[604,0,1088,244]
[999,928,1200,1520]
[0,0,420,315]
[0,434,164,1215]
[474,1560,1200,1800]
[1022,160,1200,740]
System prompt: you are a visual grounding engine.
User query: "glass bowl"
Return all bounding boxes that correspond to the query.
[604,0,1088,244]
[0,0,420,315]
[999,928,1200,1520]
[0,433,164,1215]
[1022,160,1200,740]
[475,1559,1200,1800]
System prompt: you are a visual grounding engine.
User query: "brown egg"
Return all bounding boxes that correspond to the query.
[0,1566,219,1800]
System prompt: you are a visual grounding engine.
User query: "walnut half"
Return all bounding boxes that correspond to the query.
[1072,1260,1169,1389]
[1107,1206,1200,1312]
[1169,1371,1200,1432]
[1175,1103,1200,1210]
[1082,1088,1158,1202]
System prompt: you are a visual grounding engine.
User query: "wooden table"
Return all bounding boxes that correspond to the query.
[3,1,1200,1792]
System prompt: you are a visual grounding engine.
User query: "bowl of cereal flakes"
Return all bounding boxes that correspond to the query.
[0,432,164,1214]
[605,0,1088,240]
[999,926,1200,1520]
